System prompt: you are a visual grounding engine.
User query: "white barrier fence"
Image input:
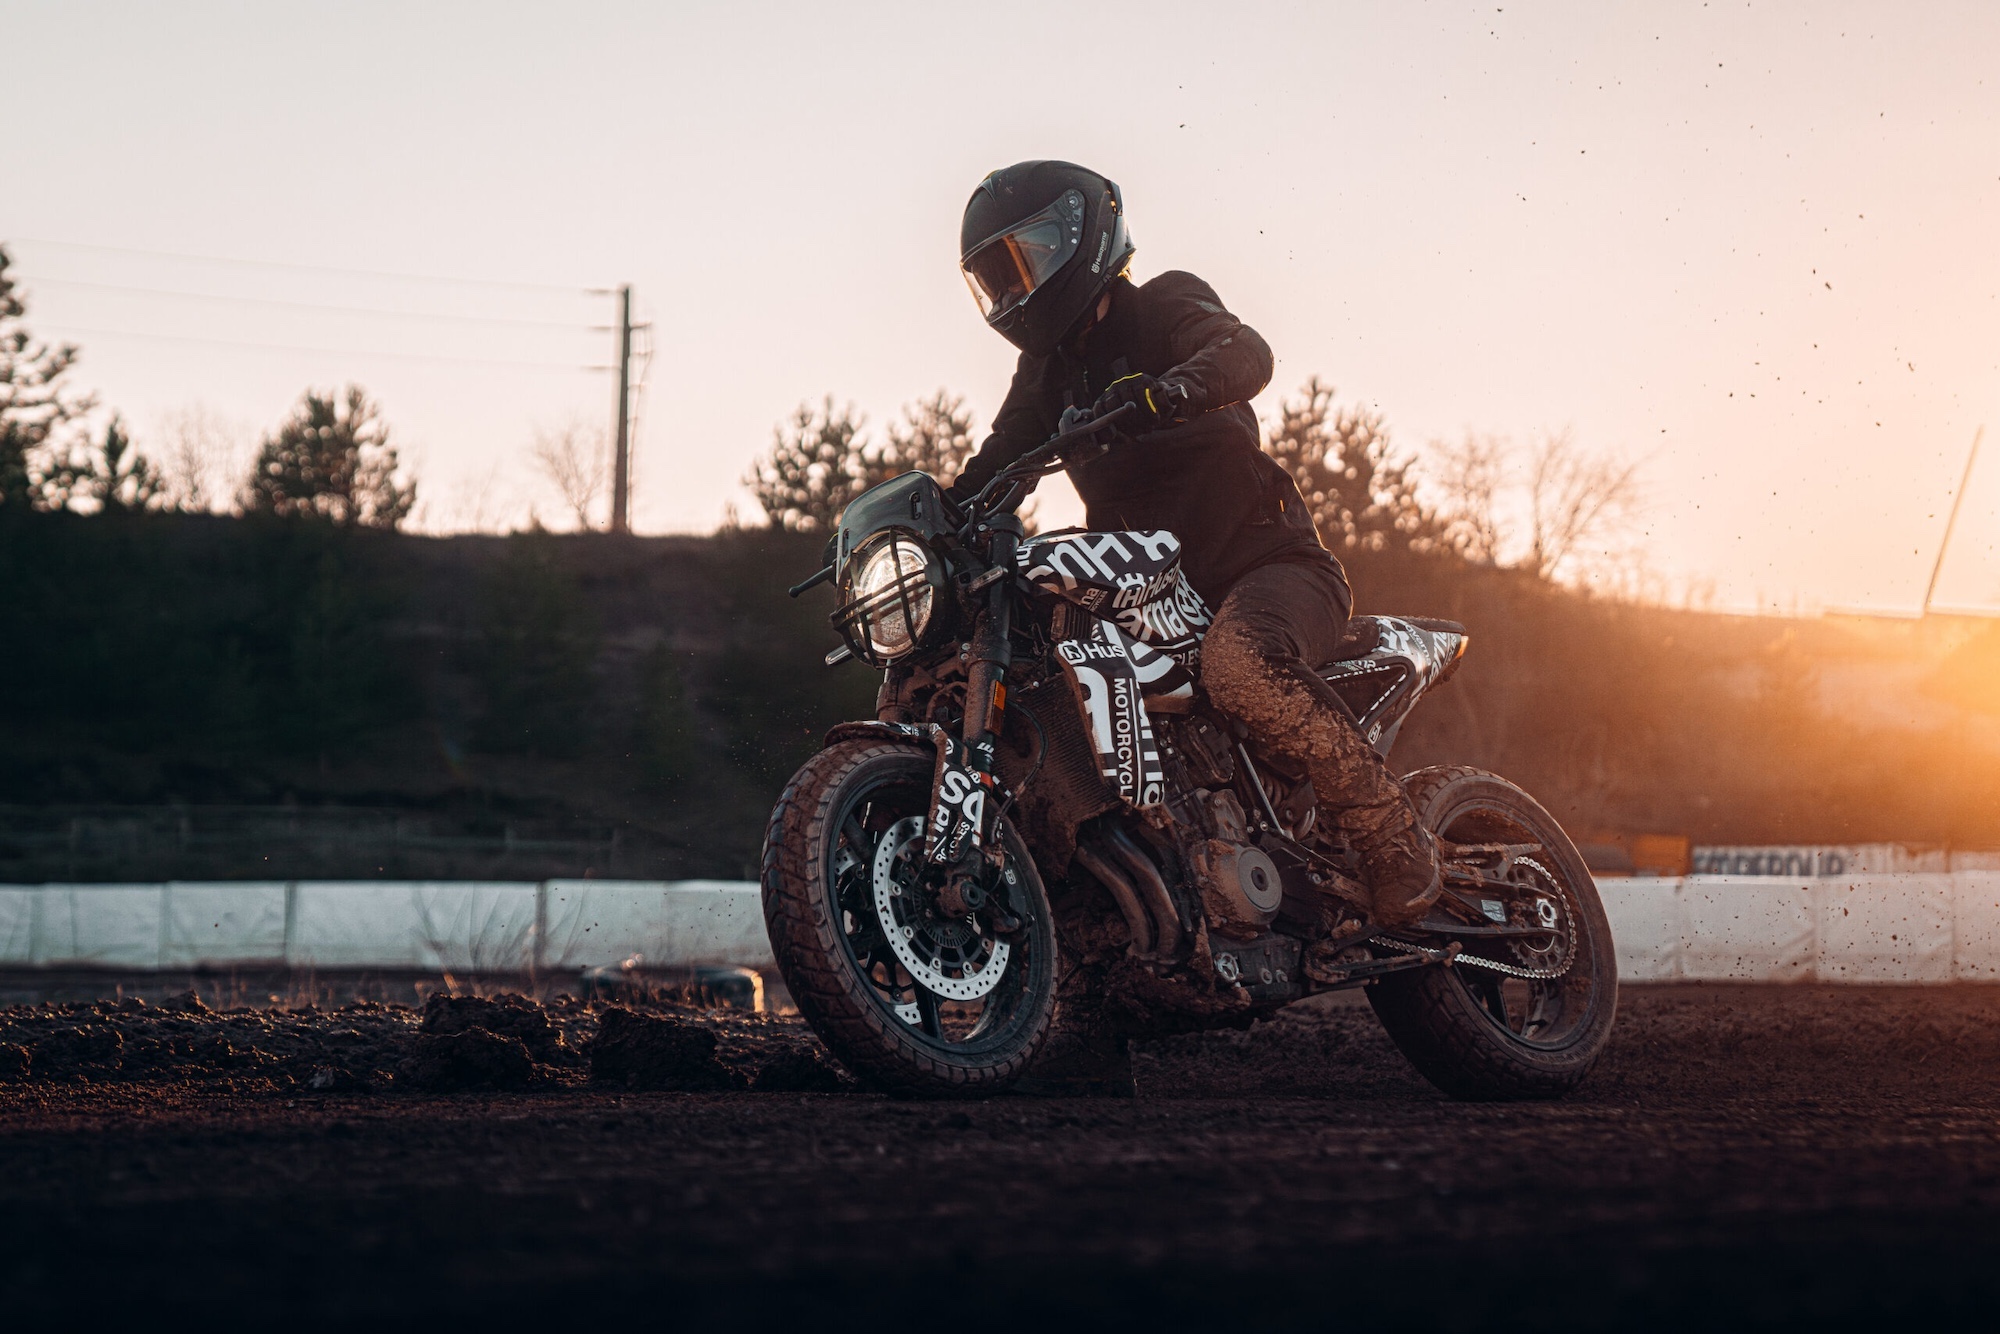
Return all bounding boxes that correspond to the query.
[0,880,775,974]
[1600,874,2000,982]
[5,875,2000,983]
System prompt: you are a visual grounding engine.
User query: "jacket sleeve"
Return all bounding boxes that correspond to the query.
[947,351,1061,500]
[1151,271,1274,414]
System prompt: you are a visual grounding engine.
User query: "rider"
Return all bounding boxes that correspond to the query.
[948,159,1441,927]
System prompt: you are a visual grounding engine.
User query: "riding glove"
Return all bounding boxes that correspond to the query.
[1092,373,1191,430]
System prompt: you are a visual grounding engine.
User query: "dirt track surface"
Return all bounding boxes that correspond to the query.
[8,984,2000,1330]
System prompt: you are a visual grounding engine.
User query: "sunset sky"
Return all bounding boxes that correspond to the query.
[5,1,1997,613]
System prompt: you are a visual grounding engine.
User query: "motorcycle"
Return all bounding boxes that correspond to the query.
[763,403,1617,1098]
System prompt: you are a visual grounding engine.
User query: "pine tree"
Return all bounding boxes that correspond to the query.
[867,390,977,488]
[44,415,163,513]
[1262,376,1443,555]
[244,385,415,528]
[746,390,983,534]
[744,396,869,533]
[0,244,97,510]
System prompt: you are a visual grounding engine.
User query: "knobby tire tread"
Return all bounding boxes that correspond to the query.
[1366,765,1618,1102]
[761,740,1054,1098]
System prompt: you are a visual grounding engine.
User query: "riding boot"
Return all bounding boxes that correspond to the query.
[1201,586,1442,928]
[1292,704,1441,926]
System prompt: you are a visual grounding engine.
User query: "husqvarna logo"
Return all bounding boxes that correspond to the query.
[1090,230,1110,274]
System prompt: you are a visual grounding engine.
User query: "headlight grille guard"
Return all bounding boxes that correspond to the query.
[830,529,939,668]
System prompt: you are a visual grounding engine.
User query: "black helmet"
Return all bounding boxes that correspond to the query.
[960,160,1134,358]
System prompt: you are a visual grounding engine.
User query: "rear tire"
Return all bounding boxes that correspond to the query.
[761,739,1057,1098]
[1367,766,1618,1100]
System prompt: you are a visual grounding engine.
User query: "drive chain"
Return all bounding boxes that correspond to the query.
[1369,856,1579,981]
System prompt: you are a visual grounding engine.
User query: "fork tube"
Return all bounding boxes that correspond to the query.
[959,520,1021,750]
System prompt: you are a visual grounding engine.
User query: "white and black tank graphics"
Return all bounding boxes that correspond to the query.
[1053,617,1170,808]
[1018,530,1213,676]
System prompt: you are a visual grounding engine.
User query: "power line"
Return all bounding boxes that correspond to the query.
[40,322,607,372]
[24,275,600,331]
[10,236,597,297]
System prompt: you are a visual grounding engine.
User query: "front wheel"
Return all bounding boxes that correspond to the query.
[761,739,1057,1097]
[1367,766,1618,1100]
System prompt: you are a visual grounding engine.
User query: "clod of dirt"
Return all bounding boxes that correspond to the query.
[0,1042,29,1081]
[33,1023,124,1077]
[406,1029,536,1092]
[588,1007,739,1091]
[421,992,568,1064]
[746,1047,850,1093]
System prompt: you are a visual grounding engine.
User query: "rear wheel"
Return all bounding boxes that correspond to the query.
[761,740,1057,1097]
[1367,766,1618,1100]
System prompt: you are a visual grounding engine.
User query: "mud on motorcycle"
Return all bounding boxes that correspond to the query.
[762,403,1617,1099]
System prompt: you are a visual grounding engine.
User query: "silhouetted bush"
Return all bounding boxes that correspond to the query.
[468,531,600,757]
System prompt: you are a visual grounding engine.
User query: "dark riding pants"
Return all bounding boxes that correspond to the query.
[1197,560,1416,842]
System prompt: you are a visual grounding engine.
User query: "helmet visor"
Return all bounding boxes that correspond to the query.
[960,200,1082,321]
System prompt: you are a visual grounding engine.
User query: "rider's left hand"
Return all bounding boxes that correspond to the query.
[1091,374,1191,430]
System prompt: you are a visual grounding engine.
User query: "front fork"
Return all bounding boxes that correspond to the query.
[922,518,1024,920]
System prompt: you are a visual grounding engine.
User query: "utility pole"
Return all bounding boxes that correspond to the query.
[610,283,633,534]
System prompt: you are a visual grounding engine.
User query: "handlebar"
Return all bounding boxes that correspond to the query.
[960,401,1139,524]
[789,402,1140,599]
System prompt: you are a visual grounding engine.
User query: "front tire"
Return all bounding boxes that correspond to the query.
[761,739,1058,1097]
[1367,765,1618,1100]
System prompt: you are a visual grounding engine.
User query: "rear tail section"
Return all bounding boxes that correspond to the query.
[1316,615,1468,755]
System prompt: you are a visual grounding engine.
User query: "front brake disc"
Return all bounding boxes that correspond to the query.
[871,816,1010,1001]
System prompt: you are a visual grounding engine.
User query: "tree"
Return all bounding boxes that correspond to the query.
[529,417,608,531]
[1261,376,1442,555]
[45,416,163,514]
[1429,432,1508,565]
[867,390,977,489]
[156,403,248,514]
[0,244,97,510]
[1521,429,1643,582]
[244,385,415,528]
[746,390,983,534]
[1427,428,1642,582]
[745,396,869,533]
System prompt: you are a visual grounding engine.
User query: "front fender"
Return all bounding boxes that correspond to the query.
[824,720,934,748]
[822,721,999,866]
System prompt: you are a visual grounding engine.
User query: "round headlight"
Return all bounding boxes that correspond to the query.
[851,537,935,659]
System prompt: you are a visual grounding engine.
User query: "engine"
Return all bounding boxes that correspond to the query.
[1187,789,1283,933]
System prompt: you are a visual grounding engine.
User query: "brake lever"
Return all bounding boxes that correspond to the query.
[788,565,835,598]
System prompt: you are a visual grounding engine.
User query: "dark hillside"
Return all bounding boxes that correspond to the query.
[0,510,1994,881]
[0,512,873,880]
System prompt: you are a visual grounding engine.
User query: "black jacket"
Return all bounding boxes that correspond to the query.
[951,271,1344,610]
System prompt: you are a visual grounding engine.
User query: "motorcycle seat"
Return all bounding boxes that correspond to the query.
[1323,614,1468,665]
